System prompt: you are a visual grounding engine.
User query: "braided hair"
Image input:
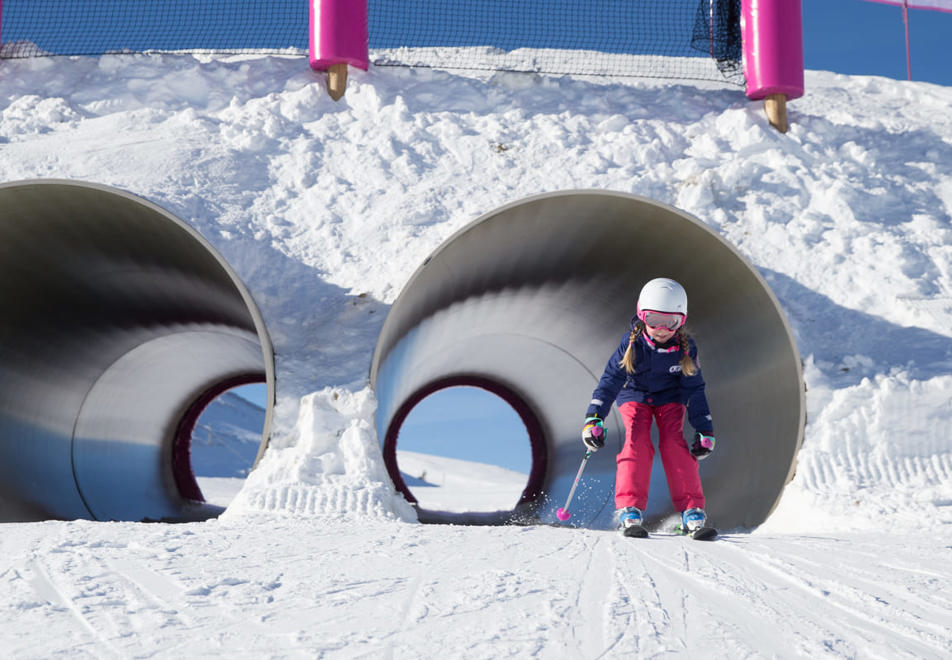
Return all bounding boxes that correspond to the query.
[620,321,697,376]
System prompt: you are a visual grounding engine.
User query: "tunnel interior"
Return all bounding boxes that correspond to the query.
[0,180,274,523]
[371,190,805,531]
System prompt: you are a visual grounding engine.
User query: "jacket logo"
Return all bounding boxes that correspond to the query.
[669,365,682,374]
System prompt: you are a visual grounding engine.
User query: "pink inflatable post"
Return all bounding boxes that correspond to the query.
[742,0,804,133]
[309,0,369,101]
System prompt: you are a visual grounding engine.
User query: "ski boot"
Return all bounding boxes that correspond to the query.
[617,506,648,538]
[678,507,717,541]
[681,507,706,532]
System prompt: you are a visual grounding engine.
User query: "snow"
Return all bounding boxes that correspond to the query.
[397,450,530,512]
[2,52,952,657]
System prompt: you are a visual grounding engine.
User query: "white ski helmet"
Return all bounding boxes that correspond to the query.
[636,278,688,317]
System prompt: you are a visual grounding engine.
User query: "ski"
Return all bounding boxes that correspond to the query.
[621,524,649,538]
[688,526,718,541]
[673,523,718,540]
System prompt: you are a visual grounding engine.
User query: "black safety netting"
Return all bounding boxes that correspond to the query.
[370,0,743,84]
[0,0,742,85]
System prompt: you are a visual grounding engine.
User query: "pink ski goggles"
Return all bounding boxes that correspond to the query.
[638,310,685,331]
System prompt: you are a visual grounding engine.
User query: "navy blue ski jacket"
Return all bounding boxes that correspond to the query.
[585,331,714,434]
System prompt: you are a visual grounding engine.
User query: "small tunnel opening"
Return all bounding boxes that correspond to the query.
[396,385,532,513]
[175,378,268,509]
[382,377,548,524]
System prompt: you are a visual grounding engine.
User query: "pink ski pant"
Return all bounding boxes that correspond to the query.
[615,401,705,512]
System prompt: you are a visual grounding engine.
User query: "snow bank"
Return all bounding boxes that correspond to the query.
[762,371,952,533]
[221,387,417,523]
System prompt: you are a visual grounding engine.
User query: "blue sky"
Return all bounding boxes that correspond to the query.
[804,0,952,86]
[232,383,268,409]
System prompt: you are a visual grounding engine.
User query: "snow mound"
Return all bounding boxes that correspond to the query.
[221,387,417,523]
[762,372,952,534]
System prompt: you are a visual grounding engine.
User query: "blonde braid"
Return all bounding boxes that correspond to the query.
[620,322,644,374]
[678,328,698,376]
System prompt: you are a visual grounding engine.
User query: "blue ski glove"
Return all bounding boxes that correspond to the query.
[691,432,715,460]
[582,416,606,451]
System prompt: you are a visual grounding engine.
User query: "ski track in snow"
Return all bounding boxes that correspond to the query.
[4,521,951,658]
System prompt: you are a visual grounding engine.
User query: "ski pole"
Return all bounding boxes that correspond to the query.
[556,450,592,521]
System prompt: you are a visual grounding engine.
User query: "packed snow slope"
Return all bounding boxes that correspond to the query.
[1,54,951,657]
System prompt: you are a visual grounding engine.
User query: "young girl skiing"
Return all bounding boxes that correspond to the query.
[581,278,716,538]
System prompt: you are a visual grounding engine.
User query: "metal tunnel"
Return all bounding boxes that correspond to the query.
[371,190,805,531]
[0,180,274,523]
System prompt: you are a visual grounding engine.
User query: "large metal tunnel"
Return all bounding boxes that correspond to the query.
[0,180,274,523]
[371,190,805,531]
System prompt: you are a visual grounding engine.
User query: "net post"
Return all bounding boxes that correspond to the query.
[327,62,348,101]
[764,93,788,133]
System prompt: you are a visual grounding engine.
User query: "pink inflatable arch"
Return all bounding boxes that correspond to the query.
[742,0,805,101]
[308,0,369,72]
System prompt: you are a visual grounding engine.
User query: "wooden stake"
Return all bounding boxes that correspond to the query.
[764,93,788,133]
[327,63,348,101]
